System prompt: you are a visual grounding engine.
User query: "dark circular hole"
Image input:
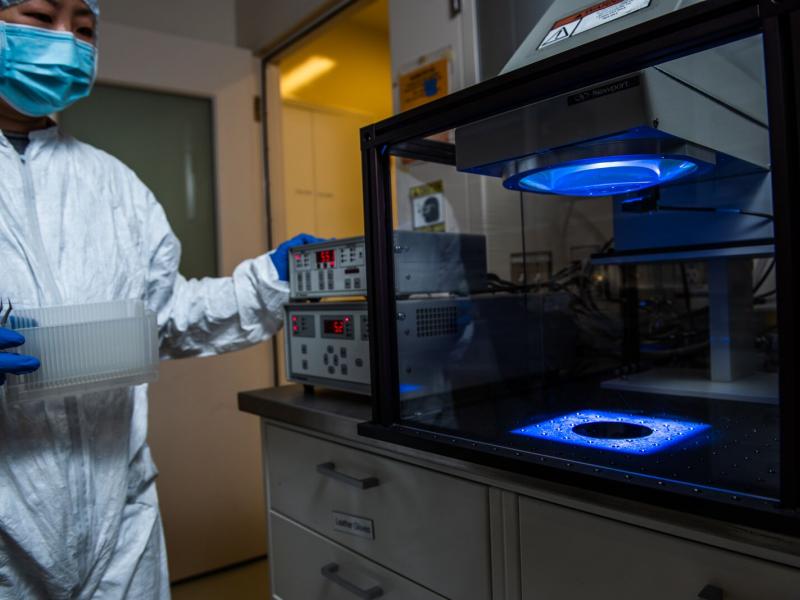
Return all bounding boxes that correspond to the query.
[572,421,654,440]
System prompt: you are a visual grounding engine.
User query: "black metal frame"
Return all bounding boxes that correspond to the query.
[359,0,800,534]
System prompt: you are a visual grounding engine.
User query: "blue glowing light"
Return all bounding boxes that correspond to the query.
[399,383,423,394]
[509,155,701,196]
[511,410,710,455]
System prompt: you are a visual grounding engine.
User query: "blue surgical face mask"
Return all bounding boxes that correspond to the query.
[0,22,97,117]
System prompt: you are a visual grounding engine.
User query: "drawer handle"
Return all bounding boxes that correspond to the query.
[317,462,380,490]
[321,563,383,599]
[698,585,724,600]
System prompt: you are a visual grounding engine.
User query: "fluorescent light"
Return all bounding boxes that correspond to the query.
[281,56,336,97]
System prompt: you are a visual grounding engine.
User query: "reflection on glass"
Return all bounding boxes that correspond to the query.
[391,34,780,509]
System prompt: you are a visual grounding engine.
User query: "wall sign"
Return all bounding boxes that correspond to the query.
[410,181,446,232]
[398,56,450,112]
[539,0,651,50]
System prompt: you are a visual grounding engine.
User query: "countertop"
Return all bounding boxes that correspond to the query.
[238,384,372,440]
[238,384,800,567]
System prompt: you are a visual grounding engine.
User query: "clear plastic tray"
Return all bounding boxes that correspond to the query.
[5,300,159,400]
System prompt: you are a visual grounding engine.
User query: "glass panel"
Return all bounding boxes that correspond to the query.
[389,34,779,507]
[60,84,218,279]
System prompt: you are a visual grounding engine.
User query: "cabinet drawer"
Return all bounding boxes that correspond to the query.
[265,425,490,600]
[271,511,445,600]
[519,497,800,600]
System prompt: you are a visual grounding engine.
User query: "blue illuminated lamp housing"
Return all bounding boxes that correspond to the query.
[511,154,701,196]
[500,136,717,197]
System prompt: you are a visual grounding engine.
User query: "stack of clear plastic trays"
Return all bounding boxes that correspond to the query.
[5,300,159,400]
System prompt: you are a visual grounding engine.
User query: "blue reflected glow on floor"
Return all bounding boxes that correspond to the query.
[511,410,710,455]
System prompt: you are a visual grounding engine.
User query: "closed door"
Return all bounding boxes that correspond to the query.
[61,83,218,279]
[282,106,318,237]
[311,109,367,237]
[282,105,370,240]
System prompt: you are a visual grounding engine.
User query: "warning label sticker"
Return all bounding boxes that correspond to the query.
[538,0,651,50]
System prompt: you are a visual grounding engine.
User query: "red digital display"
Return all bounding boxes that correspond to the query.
[324,319,346,336]
[316,250,336,266]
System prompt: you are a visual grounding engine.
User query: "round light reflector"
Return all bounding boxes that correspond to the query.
[510,155,701,196]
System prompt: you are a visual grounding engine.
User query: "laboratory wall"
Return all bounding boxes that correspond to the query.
[475,0,554,79]
[103,0,238,46]
[389,0,503,267]
[388,0,610,281]
[95,21,271,581]
[235,0,331,51]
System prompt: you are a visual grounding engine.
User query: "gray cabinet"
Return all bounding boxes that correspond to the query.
[257,416,800,600]
[519,497,800,600]
[266,425,492,600]
[270,511,446,600]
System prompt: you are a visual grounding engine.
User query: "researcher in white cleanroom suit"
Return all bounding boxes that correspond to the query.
[0,0,320,597]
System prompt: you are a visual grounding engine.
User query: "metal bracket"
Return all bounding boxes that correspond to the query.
[321,563,383,599]
[698,584,724,600]
[316,462,380,489]
[760,0,800,17]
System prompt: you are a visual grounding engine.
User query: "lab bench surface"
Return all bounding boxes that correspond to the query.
[238,385,370,439]
[239,385,800,600]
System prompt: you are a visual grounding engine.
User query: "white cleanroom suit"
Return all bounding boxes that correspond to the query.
[0,127,288,598]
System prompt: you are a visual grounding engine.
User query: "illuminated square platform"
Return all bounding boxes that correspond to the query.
[511,410,710,455]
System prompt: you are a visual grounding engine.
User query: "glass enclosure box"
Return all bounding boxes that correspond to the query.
[358,0,800,531]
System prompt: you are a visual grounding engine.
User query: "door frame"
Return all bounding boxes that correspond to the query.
[258,0,372,383]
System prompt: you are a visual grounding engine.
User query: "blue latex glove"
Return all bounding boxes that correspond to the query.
[270,233,326,282]
[0,328,40,385]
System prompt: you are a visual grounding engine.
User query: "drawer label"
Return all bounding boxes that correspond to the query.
[333,511,375,540]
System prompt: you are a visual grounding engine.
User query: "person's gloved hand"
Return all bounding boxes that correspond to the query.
[270,233,326,282]
[0,328,40,385]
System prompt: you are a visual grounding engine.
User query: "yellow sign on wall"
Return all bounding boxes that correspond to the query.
[398,57,449,112]
[410,180,446,233]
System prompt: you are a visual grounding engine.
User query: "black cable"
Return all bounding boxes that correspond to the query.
[679,263,696,330]
[753,259,775,294]
[657,204,774,221]
[487,273,517,288]
[519,192,528,290]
